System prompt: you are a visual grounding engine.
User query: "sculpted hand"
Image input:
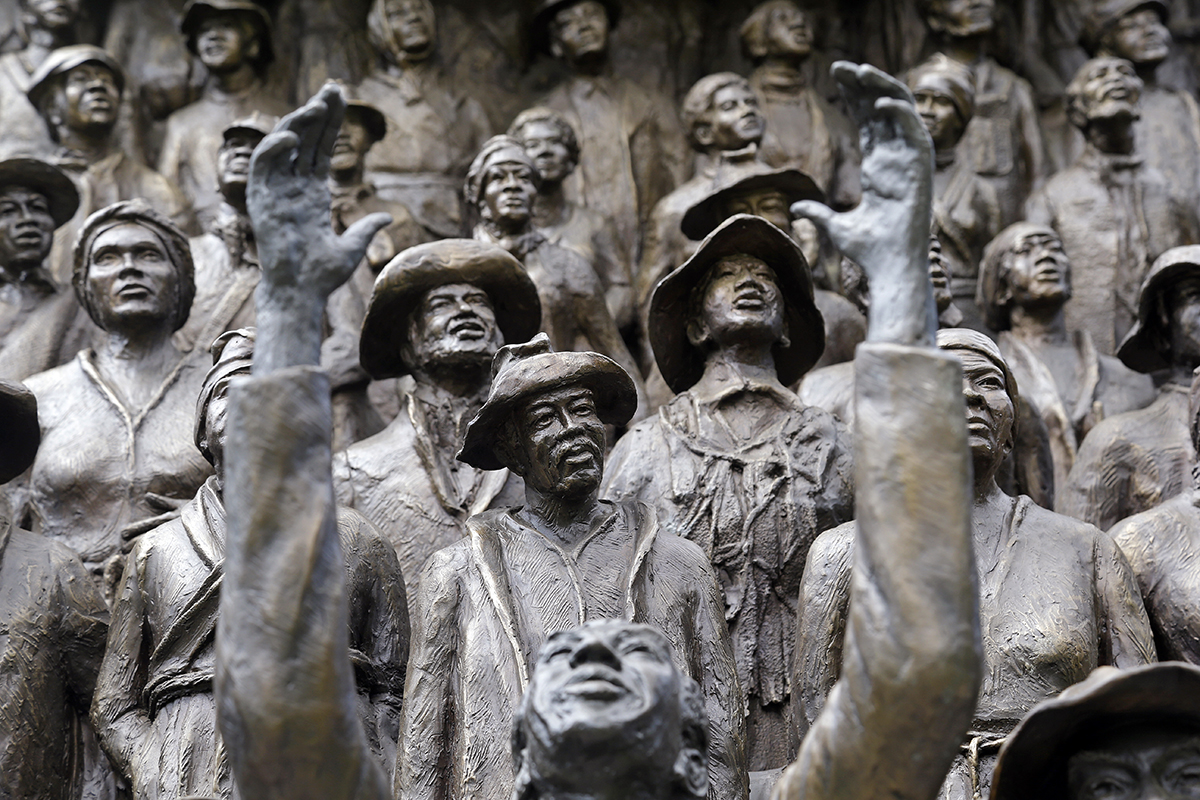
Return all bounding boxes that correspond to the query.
[791,62,937,346]
[247,82,392,372]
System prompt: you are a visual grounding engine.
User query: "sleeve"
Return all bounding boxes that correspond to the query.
[1093,527,1157,668]
[1056,427,1130,531]
[220,367,391,800]
[774,344,981,800]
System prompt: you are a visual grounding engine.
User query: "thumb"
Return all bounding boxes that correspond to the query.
[339,212,394,261]
[791,200,838,234]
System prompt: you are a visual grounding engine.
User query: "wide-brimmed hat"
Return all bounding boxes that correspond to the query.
[0,158,79,229]
[649,214,824,393]
[531,0,621,55]
[195,328,255,461]
[344,101,387,146]
[223,111,277,143]
[1081,0,1169,54]
[991,663,1200,800]
[458,333,637,471]
[680,163,824,241]
[1117,245,1200,373]
[26,45,125,110]
[359,239,542,380]
[181,0,275,67]
[0,379,39,485]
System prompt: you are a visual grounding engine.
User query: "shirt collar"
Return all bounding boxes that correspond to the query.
[687,356,793,405]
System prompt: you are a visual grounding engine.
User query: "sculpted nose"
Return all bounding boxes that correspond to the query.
[569,637,621,670]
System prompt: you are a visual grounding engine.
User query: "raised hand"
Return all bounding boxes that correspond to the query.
[791,62,937,346]
[247,82,392,373]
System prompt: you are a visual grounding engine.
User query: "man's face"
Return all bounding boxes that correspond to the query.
[24,0,78,31]
[0,187,55,270]
[958,349,1014,469]
[385,0,433,55]
[1080,59,1142,121]
[927,0,995,37]
[1069,727,1200,800]
[332,119,371,173]
[914,86,966,151]
[726,188,791,232]
[694,254,786,351]
[517,121,573,185]
[551,1,610,62]
[704,83,765,151]
[1007,229,1070,308]
[195,14,258,72]
[481,160,536,227]
[406,282,502,370]
[929,235,954,313]
[203,381,230,468]
[765,6,813,59]
[1168,276,1200,367]
[217,132,261,197]
[61,63,119,134]
[512,384,607,498]
[1105,8,1172,67]
[86,223,179,330]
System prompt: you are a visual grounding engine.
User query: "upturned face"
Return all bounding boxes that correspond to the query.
[1168,276,1200,367]
[406,282,503,369]
[704,84,766,151]
[1104,8,1172,67]
[217,132,262,196]
[927,0,995,37]
[202,379,231,468]
[86,223,180,331]
[928,235,954,313]
[1069,726,1200,800]
[958,349,1014,471]
[512,384,607,498]
[516,121,573,185]
[551,1,610,62]
[0,187,55,270]
[765,5,813,58]
[913,85,966,151]
[331,119,371,173]
[196,14,259,72]
[481,160,536,227]
[692,254,786,351]
[1006,228,1070,308]
[61,63,119,133]
[25,0,79,31]
[385,0,434,54]
[726,187,791,232]
[1079,59,1142,121]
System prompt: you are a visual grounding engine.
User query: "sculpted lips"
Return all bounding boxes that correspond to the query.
[448,316,486,338]
[562,666,631,702]
[733,288,768,311]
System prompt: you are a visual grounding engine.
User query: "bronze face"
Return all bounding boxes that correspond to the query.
[1078,58,1142,121]
[480,159,537,227]
[1168,278,1200,366]
[704,83,766,151]
[0,188,55,270]
[765,4,813,59]
[928,235,954,313]
[1068,726,1200,800]
[1105,8,1172,66]
[914,86,966,151]
[1007,228,1071,307]
[517,120,574,185]
[404,282,503,370]
[23,0,79,31]
[551,1,610,62]
[725,188,791,232]
[691,254,787,352]
[959,348,1015,470]
[217,132,261,196]
[195,13,261,73]
[926,0,995,36]
[60,63,120,133]
[331,119,371,173]
[384,0,435,55]
[85,222,181,331]
[511,384,607,498]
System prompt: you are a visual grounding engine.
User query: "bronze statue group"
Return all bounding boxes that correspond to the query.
[2,1,1200,800]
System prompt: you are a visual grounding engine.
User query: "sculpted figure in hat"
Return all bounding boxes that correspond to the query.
[332,239,539,584]
[28,45,193,283]
[354,0,492,240]
[0,156,91,381]
[1025,56,1200,355]
[0,377,109,800]
[1059,246,1200,531]
[976,222,1156,497]
[14,200,213,599]
[508,107,632,333]
[797,326,1154,800]
[466,134,648,418]
[157,0,290,231]
[739,1,860,210]
[1108,368,1200,663]
[534,0,689,267]
[0,0,78,159]
[94,328,409,800]
[1082,0,1200,208]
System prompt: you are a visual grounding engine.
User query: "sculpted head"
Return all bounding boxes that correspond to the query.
[465,136,540,232]
[918,0,995,37]
[182,1,274,75]
[401,282,504,375]
[740,1,813,64]
[508,108,580,187]
[908,54,975,153]
[72,200,195,336]
[331,102,386,177]
[28,46,124,144]
[929,233,955,315]
[937,328,1018,480]
[218,114,274,207]
[1120,247,1200,373]
[513,620,709,800]
[1090,2,1171,67]
[0,159,76,273]
[977,222,1072,331]
[19,0,79,34]
[195,328,255,475]
[682,73,766,154]
[367,0,436,63]
[1066,57,1142,130]
[548,0,612,65]
[686,254,788,356]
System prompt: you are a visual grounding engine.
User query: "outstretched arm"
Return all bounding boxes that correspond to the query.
[774,63,981,800]
[216,83,393,800]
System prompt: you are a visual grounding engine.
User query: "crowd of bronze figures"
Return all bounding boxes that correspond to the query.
[5,0,1200,799]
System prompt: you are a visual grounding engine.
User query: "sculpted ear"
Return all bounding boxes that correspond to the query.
[673,747,708,800]
[692,123,715,149]
[685,317,709,349]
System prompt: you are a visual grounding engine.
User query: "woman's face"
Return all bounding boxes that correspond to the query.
[86,222,179,332]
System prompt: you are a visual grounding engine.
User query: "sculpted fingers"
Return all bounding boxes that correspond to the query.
[313,83,347,180]
[340,212,394,267]
[249,131,301,200]
[875,97,934,160]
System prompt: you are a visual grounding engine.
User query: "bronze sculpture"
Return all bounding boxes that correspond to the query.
[739,1,860,210]
[1025,56,1200,355]
[16,200,213,598]
[93,328,409,799]
[604,214,854,771]
[332,239,540,584]
[157,0,290,231]
[355,0,492,239]
[466,134,648,417]
[0,376,110,800]
[508,107,633,332]
[795,327,1155,800]
[1059,246,1200,531]
[0,0,77,160]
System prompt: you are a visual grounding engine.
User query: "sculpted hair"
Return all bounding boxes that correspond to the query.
[681,73,753,150]
[508,107,581,170]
